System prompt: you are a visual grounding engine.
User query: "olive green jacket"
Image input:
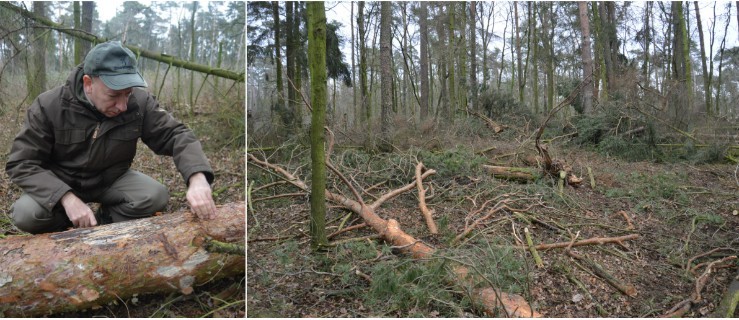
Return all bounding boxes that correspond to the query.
[5,66,214,212]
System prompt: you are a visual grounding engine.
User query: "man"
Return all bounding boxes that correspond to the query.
[5,41,216,234]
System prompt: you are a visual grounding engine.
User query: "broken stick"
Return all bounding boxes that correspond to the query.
[416,162,438,234]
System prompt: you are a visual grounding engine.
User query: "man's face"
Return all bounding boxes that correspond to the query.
[82,75,132,117]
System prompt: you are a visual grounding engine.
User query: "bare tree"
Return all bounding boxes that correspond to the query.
[380,1,392,141]
[419,2,430,120]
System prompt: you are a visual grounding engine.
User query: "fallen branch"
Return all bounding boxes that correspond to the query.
[661,256,738,317]
[524,228,544,268]
[518,234,640,251]
[327,223,368,239]
[0,203,245,316]
[566,249,638,297]
[416,162,438,234]
[248,155,541,317]
[617,211,635,230]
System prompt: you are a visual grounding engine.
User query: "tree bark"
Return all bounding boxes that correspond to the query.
[307,2,328,250]
[578,2,594,114]
[380,1,392,141]
[419,2,430,120]
[0,203,245,317]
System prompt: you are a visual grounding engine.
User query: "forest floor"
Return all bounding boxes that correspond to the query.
[0,102,246,317]
[247,116,738,317]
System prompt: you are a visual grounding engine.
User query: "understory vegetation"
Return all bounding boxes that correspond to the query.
[247,100,738,317]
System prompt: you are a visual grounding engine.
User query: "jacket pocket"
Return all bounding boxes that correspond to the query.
[55,129,86,145]
[107,123,141,162]
[110,123,142,141]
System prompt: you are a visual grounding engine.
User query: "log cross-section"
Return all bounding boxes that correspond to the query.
[0,202,245,317]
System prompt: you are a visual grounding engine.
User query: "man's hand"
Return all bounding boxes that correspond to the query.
[187,172,216,220]
[61,192,97,228]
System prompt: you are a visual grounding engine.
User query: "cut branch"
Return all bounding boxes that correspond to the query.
[415,162,438,234]
[0,202,245,316]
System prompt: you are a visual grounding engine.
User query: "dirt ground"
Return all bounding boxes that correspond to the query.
[247,128,738,317]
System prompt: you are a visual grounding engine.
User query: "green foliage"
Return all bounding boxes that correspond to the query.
[418,147,488,181]
[605,172,688,205]
[365,255,462,316]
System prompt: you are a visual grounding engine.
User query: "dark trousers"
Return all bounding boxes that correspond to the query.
[10,170,169,234]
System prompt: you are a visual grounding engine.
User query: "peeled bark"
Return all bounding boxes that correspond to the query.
[0,202,245,317]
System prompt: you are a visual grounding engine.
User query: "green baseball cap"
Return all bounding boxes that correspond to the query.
[83,41,147,90]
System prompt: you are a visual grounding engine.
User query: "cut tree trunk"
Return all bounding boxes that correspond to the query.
[483,165,541,182]
[0,202,245,317]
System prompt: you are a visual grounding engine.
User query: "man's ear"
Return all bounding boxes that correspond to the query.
[82,75,93,93]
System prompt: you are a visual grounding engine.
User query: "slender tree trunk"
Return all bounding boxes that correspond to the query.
[307,1,328,250]
[73,1,82,65]
[285,1,296,129]
[350,1,356,126]
[579,2,594,114]
[541,2,554,111]
[457,2,467,114]
[26,2,47,105]
[358,2,370,138]
[81,2,94,56]
[294,2,304,130]
[380,1,392,141]
[447,2,456,118]
[189,2,198,113]
[272,1,284,122]
[514,2,524,104]
[419,2,430,120]
[469,1,478,112]
[532,2,540,114]
[642,2,652,83]
[671,2,693,127]
[694,1,712,115]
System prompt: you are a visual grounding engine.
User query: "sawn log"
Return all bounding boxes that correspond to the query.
[0,202,245,317]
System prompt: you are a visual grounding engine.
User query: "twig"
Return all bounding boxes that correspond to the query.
[328,223,368,239]
[531,234,639,251]
[370,169,436,210]
[617,210,635,230]
[685,247,735,272]
[252,192,305,203]
[416,162,438,234]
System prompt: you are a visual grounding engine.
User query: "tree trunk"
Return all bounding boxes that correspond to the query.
[272,1,285,123]
[514,2,523,104]
[350,1,356,126]
[285,1,296,128]
[26,1,47,105]
[189,1,198,113]
[307,2,328,250]
[0,203,245,317]
[357,2,370,136]
[447,2,457,118]
[73,1,82,65]
[468,1,478,112]
[419,2,430,120]
[380,1,392,141]
[80,2,94,57]
[578,2,594,114]
[693,1,712,115]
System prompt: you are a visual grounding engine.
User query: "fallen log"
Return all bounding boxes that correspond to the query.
[483,165,541,182]
[0,202,245,317]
